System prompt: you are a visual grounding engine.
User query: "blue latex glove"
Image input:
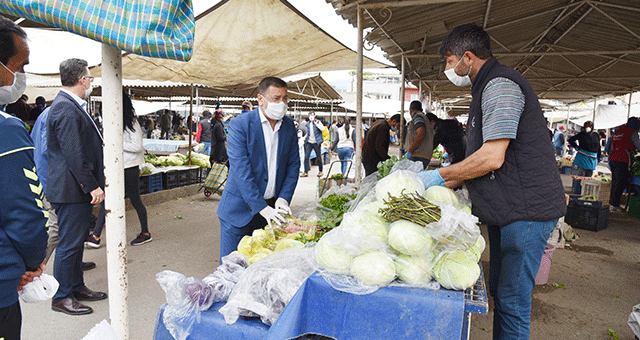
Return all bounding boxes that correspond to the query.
[418,169,445,188]
[402,151,412,159]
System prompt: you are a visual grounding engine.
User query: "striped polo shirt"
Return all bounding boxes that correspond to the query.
[480,77,525,142]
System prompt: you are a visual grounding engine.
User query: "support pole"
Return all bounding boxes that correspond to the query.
[399,56,406,157]
[101,43,129,340]
[564,105,570,156]
[188,84,194,165]
[592,98,597,127]
[628,92,633,120]
[355,6,364,183]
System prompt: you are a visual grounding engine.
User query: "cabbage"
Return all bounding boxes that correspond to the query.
[354,200,385,219]
[432,250,480,290]
[387,220,434,256]
[395,254,433,286]
[274,239,304,252]
[467,236,486,261]
[315,236,353,274]
[350,251,396,286]
[375,170,425,201]
[341,211,388,244]
[424,186,459,206]
[248,248,273,264]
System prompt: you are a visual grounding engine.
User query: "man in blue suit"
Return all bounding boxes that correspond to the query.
[47,58,107,315]
[217,77,300,259]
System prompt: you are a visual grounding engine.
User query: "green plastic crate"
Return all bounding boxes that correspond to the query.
[629,196,640,218]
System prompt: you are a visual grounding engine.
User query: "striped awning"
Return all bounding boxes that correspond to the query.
[0,0,194,61]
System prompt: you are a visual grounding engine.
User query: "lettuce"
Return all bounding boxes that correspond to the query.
[315,232,353,274]
[350,251,396,286]
[375,170,425,201]
[424,186,459,206]
[432,250,480,290]
[387,220,434,256]
[395,254,433,286]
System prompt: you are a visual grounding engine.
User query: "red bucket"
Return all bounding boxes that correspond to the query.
[535,243,556,285]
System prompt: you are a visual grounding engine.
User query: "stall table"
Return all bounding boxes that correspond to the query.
[154,270,487,340]
[144,138,191,154]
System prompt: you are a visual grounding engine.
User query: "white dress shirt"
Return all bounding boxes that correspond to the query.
[259,108,282,200]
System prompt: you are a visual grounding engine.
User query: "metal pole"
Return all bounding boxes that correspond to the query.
[628,92,633,120]
[564,105,570,156]
[399,56,406,157]
[592,98,597,127]
[188,84,193,165]
[355,6,364,183]
[101,43,129,340]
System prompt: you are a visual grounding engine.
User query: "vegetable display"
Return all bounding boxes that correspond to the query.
[377,156,399,179]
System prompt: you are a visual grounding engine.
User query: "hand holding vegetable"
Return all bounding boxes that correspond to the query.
[259,206,286,228]
[275,198,292,215]
[418,169,445,189]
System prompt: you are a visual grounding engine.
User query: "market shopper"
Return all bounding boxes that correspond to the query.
[553,125,566,157]
[47,58,108,315]
[402,100,435,169]
[567,120,601,193]
[85,92,152,247]
[608,117,640,212]
[420,23,566,340]
[217,77,300,260]
[426,112,466,164]
[160,110,171,139]
[210,110,228,164]
[362,114,401,176]
[302,112,326,177]
[196,110,212,155]
[335,117,357,175]
[0,17,48,339]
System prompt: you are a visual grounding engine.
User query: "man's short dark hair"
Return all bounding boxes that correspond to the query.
[60,58,89,87]
[409,100,422,112]
[426,112,439,122]
[202,110,211,118]
[258,77,287,95]
[439,23,492,59]
[389,114,401,123]
[0,16,27,65]
[35,96,46,105]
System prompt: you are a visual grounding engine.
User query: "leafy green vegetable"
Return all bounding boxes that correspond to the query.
[350,251,396,286]
[432,148,444,162]
[380,192,441,226]
[319,194,351,212]
[329,173,345,180]
[607,329,619,340]
[387,220,434,255]
[552,282,564,288]
[432,250,480,290]
[376,156,399,179]
[395,254,433,286]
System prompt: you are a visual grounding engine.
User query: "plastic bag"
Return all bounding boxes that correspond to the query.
[425,202,480,254]
[156,253,250,340]
[629,303,640,337]
[19,273,59,303]
[389,159,424,174]
[219,247,317,326]
[81,320,119,340]
[139,162,156,175]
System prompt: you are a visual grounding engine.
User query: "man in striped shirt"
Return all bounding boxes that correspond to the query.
[419,23,565,340]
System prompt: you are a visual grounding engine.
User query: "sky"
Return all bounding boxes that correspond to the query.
[22,0,393,81]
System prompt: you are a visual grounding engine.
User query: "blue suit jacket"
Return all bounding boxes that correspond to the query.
[217,109,300,227]
[46,91,104,204]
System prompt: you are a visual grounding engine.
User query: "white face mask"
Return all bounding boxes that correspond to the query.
[586,127,592,133]
[0,61,27,105]
[444,56,472,87]
[83,80,93,100]
[264,100,287,121]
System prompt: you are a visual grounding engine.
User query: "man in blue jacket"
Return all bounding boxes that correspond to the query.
[0,16,48,339]
[217,77,300,259]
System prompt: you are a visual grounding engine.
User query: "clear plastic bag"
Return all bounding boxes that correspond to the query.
[425,202,481,254]
[139,162,156,175]
[389,159,424,174]
[156,253,249,340]
[219,247,317,326]
[81,320,119,340]
[629,303,640,337]
[19,273,59,303]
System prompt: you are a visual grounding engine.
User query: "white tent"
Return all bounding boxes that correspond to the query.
[570,103,640,129]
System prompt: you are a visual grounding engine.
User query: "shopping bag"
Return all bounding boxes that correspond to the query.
[204,163,228,195]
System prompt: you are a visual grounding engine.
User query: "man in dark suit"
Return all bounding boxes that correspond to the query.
[47,58,107,315]
[217,77,300,259]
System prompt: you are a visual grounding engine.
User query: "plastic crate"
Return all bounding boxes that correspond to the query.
[581,180,611,203]
[148,173,163,193]
[565,198,609,231]
[189,168,201,184]
[200,167,210,182]
[139,175,149,195]
[163,171,179,189]
[629,196,640,218]
[178,170,190,187]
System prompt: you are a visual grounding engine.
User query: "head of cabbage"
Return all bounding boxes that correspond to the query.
[314,229,353,274]
[341,210,388,248]
[375,170,425,202]
[350,251,396,286]
[395,254,434,286]
[387,220,435,256]
[432,250,480,290]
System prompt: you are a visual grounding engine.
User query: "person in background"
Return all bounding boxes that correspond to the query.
[4,93,31,122]
[329,119,339,153]
[240,100,252,115]
[419,23,565,339]
[553,125,566,157]
[217,77,299,260]
[30,95,46,121]
[426,112,466,164]
[362,114,401,176]
[403,100,435,169]
[568,120,601,193]
[302,112,325,178]
[47,58,107,315]
[0,16,48,339]
[195,110,212,155]
[210,110,228,164]
[608,117,640,212]
[171,112,181,134]
[160,109,171,139]
[335,117,356,175]
[145,115,155,138]
[85,91,152,248]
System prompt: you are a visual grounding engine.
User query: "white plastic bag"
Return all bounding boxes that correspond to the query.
[81,320,119,340]
[19,273,59,303]
[629,303,640,337]
[219,247,317,326]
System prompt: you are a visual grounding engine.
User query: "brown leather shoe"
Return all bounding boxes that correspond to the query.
[74,287,108,301]
[51,297,93,315]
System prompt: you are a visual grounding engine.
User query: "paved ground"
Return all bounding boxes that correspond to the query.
[20,154,640,340]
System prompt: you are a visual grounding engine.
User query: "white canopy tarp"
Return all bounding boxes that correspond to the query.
[339,97,410,115]
[570,103,640,129]
[90,0,387,91]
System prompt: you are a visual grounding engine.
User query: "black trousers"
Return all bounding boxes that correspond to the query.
[0,301,21,340]
[609,160,631,207]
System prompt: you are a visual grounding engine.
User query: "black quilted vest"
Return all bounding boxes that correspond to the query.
[465,58,566,226]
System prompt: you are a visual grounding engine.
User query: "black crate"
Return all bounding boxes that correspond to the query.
[564,198,609,232]
[163,171,179,189]
[139,175,150,195]
[189,168,201,184]
[178,170,190,186]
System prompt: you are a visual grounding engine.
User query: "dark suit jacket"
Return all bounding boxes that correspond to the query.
[217,109,300,227]
[46,91,104,204]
